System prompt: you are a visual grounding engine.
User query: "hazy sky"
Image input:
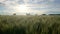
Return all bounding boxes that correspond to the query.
[0,0,60,15]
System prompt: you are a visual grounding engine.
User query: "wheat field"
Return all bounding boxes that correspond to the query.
[0,15,60,34]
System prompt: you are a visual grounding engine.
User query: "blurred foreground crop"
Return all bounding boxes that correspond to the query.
[0,15,60,34]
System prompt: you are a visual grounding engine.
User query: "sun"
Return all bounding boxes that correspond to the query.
[17,5,27,10]
[14,5,29,13]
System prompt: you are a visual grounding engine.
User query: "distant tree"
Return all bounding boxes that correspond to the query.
[26,13,30,16]
[35,14,38,16]
[13,13,16,15]
[42,14,46,15]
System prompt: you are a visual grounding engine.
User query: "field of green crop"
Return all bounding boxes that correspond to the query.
[0,15,60,34]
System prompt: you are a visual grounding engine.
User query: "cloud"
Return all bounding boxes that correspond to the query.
[0,0,60,15]
[0,0,7,2]
[46,11,60,14]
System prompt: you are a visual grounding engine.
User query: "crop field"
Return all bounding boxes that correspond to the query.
[0,15,60,34]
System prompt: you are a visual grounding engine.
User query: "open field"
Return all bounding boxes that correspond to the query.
[0,15,60,34]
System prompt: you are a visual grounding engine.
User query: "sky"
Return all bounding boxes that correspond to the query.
[0,0,60,15]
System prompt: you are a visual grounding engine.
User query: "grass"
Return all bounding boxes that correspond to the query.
[0,15,60,34]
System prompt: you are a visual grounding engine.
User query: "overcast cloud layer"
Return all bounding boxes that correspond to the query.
[0,0,60,15]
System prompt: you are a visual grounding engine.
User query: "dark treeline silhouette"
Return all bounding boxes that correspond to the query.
[49,14,60,15]
[41,14,60,15]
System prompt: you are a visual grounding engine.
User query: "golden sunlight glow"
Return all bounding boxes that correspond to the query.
[17,5,27,10]
[14,4,45,15]
[15,5,29,13]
